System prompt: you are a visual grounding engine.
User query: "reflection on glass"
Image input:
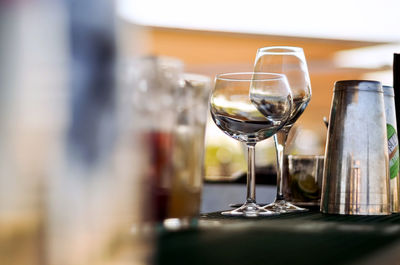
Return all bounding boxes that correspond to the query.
[210,72,292,217]
[254,46,312,213]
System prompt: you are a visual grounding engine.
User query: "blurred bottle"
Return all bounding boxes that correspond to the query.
[394,53,400,132]
[46,0,150,265]
[392,53,400,213]
[383,86,400,213]
[0,0,151,264]
[124,56,184,222]
[123,57,210,222]
[0,1,67,264]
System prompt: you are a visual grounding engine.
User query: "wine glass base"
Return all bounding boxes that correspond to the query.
[263,199,308,213]
[222,202,277,217]
[229,203,267,208]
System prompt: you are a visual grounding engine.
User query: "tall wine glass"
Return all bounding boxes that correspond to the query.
[209,72,292,217]
[254,46,312,213]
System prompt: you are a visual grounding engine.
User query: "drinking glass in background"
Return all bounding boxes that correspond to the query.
[209,72,292,217]
[287,155,324,207]
[125,56,210,221]
[126,56,183,222]
[254,46,312,213]
[169,74,211,219]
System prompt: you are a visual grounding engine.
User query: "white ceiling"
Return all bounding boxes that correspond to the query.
[118,0,400,42]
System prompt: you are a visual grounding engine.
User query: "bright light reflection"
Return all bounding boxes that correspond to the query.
[334,44,400,69]
[117,0,400,42]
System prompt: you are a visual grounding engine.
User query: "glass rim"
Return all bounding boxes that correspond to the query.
[119,55,184,68]
[257,46,304,55]
[288,154,325,160]
[215,72,287,82]
[184,73,211,83]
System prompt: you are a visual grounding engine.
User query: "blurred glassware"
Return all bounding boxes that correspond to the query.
[168,73,211,219]
[254,46,312,213]
[0,1,67,264]
[124,57,210,221]
[287,155,324,207]
[45,1,151,265]
[123,56,183,223]
[0,0,154,264]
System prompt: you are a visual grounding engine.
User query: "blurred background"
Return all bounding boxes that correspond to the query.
[117,0,400,180]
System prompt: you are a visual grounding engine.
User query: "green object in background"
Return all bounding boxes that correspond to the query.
[387,124,399,179]
[204,144,246,179]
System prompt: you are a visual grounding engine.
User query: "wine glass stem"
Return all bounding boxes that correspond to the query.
[274,128,290,200]
[246,143,256,203]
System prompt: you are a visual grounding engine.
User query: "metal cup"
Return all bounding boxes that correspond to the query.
[321,80,391,215]
[383,85,400,213]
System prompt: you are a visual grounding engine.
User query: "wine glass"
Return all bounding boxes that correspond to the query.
[209,72,292,217]
[254,46,312,213]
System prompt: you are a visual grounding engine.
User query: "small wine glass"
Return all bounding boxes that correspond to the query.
[254,46,312,213]
[209,72,292,217]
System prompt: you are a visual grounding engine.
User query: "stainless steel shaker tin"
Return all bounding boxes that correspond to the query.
[383,85,395,97]
[383,85,400,213]
[321,80,391,215]
[334,80,382,92]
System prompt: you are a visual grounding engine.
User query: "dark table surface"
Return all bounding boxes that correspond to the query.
[156,211,400,265]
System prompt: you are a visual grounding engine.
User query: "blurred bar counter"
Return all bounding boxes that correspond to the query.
[156,211,400,265]
[201,166,276,213]
[201,183,276,213]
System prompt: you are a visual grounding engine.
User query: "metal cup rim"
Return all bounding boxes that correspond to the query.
[334,80,382,92]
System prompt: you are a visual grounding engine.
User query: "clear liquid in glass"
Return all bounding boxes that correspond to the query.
[284,92,310,127]
[210,94,288,144]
